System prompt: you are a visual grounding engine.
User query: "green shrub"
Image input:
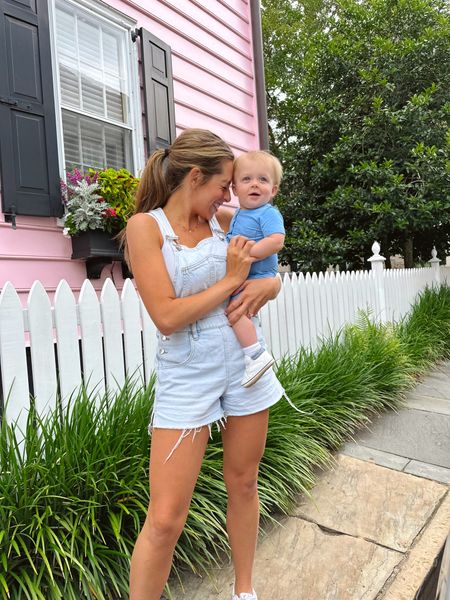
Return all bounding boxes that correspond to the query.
[1,285,449,599]
[397,284,450,372]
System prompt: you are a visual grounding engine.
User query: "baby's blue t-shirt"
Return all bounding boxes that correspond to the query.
[226,204,285,279]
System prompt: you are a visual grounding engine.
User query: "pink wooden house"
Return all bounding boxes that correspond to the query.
[0,0,268,304]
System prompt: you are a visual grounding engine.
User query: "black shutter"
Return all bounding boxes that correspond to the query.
[0,0,61,217]
[140,29,175,155]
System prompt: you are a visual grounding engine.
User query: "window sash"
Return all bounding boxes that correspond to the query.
[54,0,136,171]
[62,110,132,172]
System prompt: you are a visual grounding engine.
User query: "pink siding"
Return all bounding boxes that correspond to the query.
[0,0,260,302]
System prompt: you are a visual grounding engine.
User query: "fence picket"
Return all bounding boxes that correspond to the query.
[100,279,125,394]
[259,302,270,353]
[323,272,335,337]
[290,272,302,351]
[122,280,145,386]
[28,281,58,417]
[78,280,105,399]
[268,293,281,360]
[54,280,82,408]
[0,282,29,432]
[283,274,297,356]
[276,274,289,358]
[304,273,316,349]
[297,273,310,349]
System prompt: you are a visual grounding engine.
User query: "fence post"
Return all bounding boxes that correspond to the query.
[428,246,441,286]
[368,241,387,322]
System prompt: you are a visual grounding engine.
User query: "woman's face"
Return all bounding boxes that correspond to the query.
[194,160,233,218]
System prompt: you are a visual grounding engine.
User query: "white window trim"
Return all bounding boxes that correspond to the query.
[48,0,145,184]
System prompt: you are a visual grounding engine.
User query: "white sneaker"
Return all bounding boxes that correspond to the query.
[241,350,275,387]
[232,590,258,600]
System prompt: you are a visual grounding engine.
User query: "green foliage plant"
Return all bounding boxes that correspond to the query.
[1,285,450,598]
[91,168,139,235]
[61,168,138,237]
[263,0,450,270]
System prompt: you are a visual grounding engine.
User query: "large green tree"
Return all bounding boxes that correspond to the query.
[263,0,450,270]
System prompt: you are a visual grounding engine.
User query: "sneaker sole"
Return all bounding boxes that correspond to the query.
[241,358,275,388]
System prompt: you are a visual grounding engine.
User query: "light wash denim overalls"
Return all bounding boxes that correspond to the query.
[147,208,284,455]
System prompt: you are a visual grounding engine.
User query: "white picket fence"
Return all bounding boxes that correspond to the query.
[0,243,448,436]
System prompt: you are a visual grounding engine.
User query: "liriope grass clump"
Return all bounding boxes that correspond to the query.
[397,285,450,372]
[0,382,153,600]
[0,284,449,599]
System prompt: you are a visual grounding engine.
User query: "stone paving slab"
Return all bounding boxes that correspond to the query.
[381,492,450,600]
[294,455,446,552]
[412,376,450,401]
[353,408,450,469]
[341,443,410,471]
[403,460,450,484]
[169,517,402,600]
[406,392,450,416]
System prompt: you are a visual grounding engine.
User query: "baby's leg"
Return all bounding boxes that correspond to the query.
[231,313,275,388]
[232,314,258,348]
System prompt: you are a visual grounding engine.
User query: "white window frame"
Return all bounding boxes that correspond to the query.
[48,0,145,179]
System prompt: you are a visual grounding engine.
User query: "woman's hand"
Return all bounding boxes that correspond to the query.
[225,235,255,288]
[225,277,282,325]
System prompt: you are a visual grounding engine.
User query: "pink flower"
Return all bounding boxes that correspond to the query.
[102,208,117,218]
[66,168,83,186]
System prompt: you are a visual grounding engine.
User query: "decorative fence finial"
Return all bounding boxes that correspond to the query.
[368,241,386,271]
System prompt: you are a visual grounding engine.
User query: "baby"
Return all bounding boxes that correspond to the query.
[226,150,285,387]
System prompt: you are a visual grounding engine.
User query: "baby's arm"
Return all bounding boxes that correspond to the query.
[250,233,285,260]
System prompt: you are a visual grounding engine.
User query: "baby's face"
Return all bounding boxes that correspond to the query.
[232,157,278,210]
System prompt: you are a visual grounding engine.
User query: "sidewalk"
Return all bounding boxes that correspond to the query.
[170,361,450,599]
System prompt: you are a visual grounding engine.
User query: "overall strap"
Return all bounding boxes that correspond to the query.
[147,207,177,239]
[209,215,226,241]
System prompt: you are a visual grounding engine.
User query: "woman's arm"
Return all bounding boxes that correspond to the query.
[127,213,254,335]
[225,277,282,325]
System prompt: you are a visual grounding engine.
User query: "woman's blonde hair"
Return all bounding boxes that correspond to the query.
[119,129,234,262]
[234,150,283,187]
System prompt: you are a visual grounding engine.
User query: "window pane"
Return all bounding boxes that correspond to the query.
[81,70,105,117]
[78,19,101,66]
[59,60,80,109]
[62,111,81,170]
[105,125,128,170]
[103,31,120,75]
[80,119,104,170]
[105,74,126,122]
[55,8,76,58]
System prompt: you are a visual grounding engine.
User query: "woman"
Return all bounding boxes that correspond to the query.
[125,129,285,600]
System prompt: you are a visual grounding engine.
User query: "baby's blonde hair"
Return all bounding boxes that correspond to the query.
[233,150,283,187]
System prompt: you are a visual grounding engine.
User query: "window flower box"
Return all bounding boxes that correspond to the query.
[61,167,138,279]
[70,230,128,279]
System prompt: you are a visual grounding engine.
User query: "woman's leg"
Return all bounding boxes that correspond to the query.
[129,426,210,600]
[222,410,269,596]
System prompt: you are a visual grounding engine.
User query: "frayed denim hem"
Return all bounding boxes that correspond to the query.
[148,415,228,462]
